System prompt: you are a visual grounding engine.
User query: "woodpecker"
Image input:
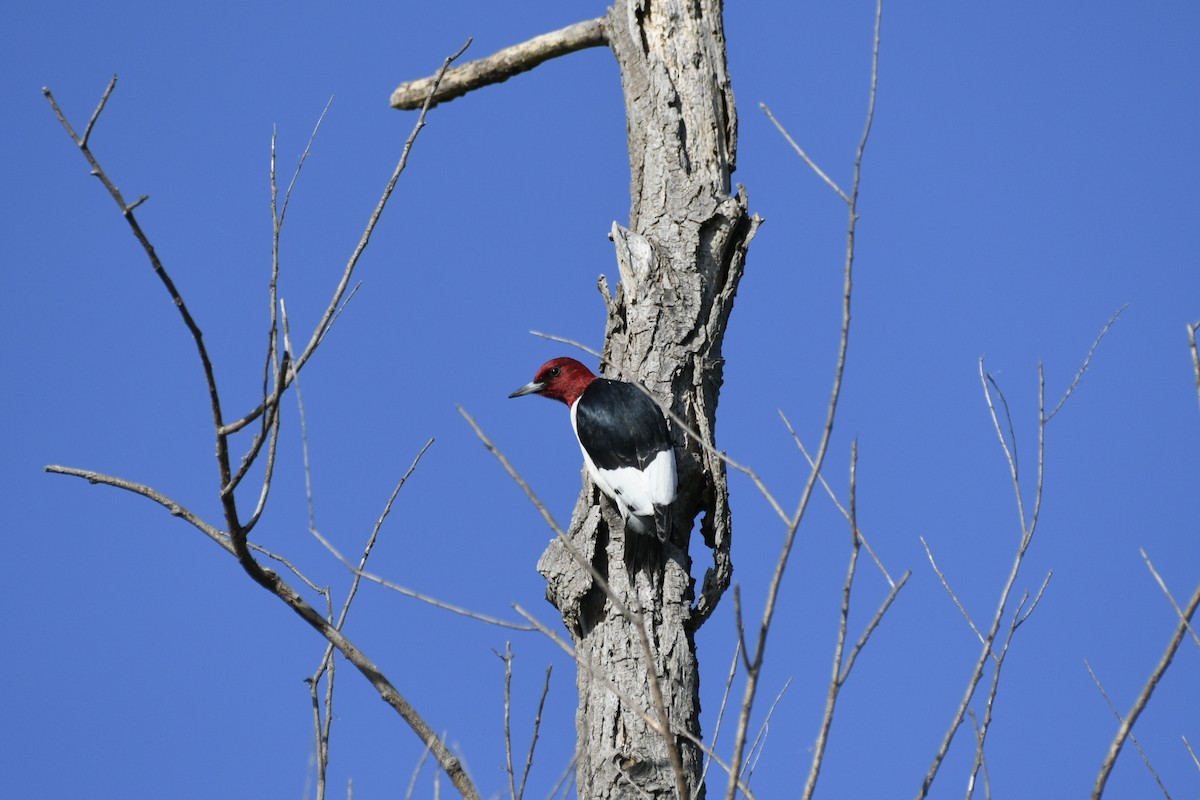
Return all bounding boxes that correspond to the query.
[510,357,677,568]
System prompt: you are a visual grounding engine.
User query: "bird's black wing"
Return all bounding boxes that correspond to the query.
[574,379,671,471]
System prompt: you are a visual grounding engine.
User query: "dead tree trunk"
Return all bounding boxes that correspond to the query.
[396,3,757,797]
[537,3,755,798]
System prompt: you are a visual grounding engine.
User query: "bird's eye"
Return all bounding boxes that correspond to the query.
[548,366,561,378]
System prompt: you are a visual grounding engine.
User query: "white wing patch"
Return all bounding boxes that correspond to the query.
[571,400,676,531]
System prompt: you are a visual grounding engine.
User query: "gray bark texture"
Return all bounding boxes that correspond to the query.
[536,1,759,797]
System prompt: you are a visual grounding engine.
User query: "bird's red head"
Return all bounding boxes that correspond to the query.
[509,357,598,406]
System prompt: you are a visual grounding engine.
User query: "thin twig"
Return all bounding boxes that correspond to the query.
[1092,578,1200,798]
[265,100,332,470]
[1183,736,1199,774]
[701,640,741,787]
[404,736,436,800]
[983,369,1021,498]
[81,73,117,147]
[44,77,233,502]
[1085,661,1173,799]
[726,5,883,797]
[529,330,602,359]
[842,572,910,686]
[921,537,986,646]
[743,677,791,785]
[519,664,554,800]
[802,443,862,800]
[760,103,849,202]
[966,710,993,800]
[498,643,519,800]
[222,349,290,499]
[221,39,472,438]
[544,755,578,800]
[513,605,576,658]
[305,589,336,800]
[802,443,909,800]
[313,526,534,631]
[1047,305,1128,422]
[44,466,231,552]
[1141,550,1200,648]
[781,412,894,586]
[341,438,434,630]
[250,542,324,594]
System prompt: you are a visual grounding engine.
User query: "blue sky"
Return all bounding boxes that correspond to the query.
[4,2,1198,798]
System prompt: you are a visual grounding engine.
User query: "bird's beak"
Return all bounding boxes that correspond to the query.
[508,381,545,399]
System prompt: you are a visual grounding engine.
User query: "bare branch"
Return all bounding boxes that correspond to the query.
[1183,736,1200,774]
[339,438,435,630]
[842,571,910,684]
[313,526,534,632]
[700,640,741,787]
[981,366,1020,493]
[921,537,986,646]
[81,73,117,147]
[726,4,883,796]
[802,444,863,800]
[498,643,519,800]
[49,47,480,799]
[241,353,290,534]
[1139,550,1200,649]
[1093,577,1200,798]
[966,710,993,800]
[265,100,333,452]
[305,590,337,800]
[404,735,437,800]
[803,442,909,800]
[743,677,791,785]
[44,466,231,553]
[222,40,471,437]
[529,330,602,359]
[760,103,848,203]
[251,542,325,594]
[390,19,607,110]
[44,78,233,495]
[781,413,895,586]
[520,664,554,800]
[221,348,289,500]
[513,604,576,659]
[1085,661,1173,799]
[1047,305,1127,422]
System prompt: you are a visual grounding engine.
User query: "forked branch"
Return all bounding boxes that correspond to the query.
[44,43,483,800]
[918,309,1123,799]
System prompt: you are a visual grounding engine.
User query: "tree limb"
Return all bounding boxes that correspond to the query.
[390,18,607,110]
[1092,577,1200,797]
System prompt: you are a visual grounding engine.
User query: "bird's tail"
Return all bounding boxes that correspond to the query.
[623,507,671,573]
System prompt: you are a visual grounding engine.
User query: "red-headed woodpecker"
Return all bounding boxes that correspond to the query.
[510,357,677,566]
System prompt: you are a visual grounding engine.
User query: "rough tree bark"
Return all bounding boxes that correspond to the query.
[395,2,757,797]
[537,4,754,798]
